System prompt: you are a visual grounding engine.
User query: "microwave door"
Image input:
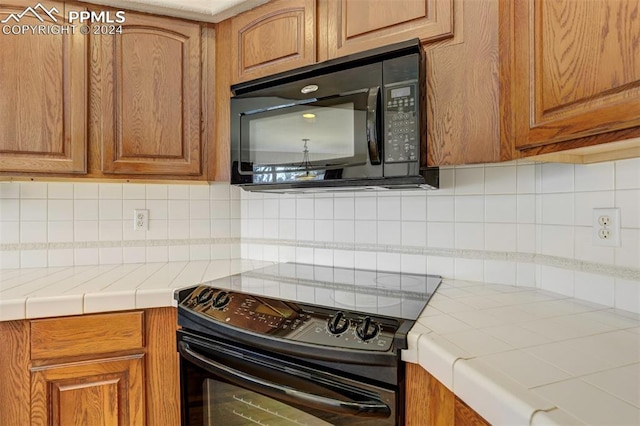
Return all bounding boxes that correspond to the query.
[236,90,383,184]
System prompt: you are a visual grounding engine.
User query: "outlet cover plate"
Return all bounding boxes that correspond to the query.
[592,208,620,247]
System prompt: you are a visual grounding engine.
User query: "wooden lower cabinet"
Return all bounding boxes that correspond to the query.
[31,355,145,426]
[0,308,179,426]
[405,362,489,426]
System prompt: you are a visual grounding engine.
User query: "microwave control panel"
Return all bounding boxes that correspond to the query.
[384,82,418,163]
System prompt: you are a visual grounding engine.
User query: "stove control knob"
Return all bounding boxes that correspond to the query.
[196,288,214,305]
[212,291,230,310]
[327,311,349,335]
[356,317,379,341]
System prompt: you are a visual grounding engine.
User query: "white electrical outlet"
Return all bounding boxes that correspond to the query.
[592,208,620,247]
[134,209,149,231]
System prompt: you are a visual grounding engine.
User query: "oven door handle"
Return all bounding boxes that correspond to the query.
[178,342,391,418]
[367,86,382,165]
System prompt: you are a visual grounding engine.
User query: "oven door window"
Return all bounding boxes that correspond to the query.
[180,341,396,426]
[238,90,375,182]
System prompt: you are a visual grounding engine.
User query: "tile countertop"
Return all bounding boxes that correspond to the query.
[0,259,274,321]
[403,278,640,426]
[2,263,639,425]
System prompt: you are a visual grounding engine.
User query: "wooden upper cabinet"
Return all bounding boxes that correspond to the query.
[510,0,640,150]
[0,0,86,174]
[230,0,316,84]
[91,12,204,177]
[321,0,453,59]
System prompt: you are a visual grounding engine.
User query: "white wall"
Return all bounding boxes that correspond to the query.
[239,159,640,313]
[1,158,638,312]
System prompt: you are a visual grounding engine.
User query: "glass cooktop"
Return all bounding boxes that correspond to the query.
[195,263,441,321]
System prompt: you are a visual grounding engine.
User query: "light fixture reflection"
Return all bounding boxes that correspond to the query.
[302,113,316,119]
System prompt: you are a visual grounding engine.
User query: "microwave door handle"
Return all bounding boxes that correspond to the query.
[178,342,391,418]
[367,86,382,165]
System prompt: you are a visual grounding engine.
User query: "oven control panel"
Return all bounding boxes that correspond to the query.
[179,286,398,352]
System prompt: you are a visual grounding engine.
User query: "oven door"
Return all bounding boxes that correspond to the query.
[178,335,397,426]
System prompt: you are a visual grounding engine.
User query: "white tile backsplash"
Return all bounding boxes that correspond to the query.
[574,162,615,192]
[19,182,47,199]
[485,165,517,194]
[455,195,485,222]
[402,195,427,221]
[616,189,640,228]
[21,199,46,221]
[2,159,639,314]
[541,163,574,193]
[455,167,485,195]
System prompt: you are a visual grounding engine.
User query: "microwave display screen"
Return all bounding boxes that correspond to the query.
[247,102,357,165]
[391,87,411,98]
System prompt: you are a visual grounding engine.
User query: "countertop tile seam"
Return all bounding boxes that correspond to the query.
[97,263,148,291]
[574,375,640,410]
[90,264,145,292]
[169,261,211,289]
[101,263,166,291]
[0,266,74,293]
[55,264,122,294]
[528,407,562,426]
[137,262,190,289]
[1,266,94,298]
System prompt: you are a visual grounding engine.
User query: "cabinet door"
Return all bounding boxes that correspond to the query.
[230,0,316,84]
[91,12,203,177]
[31,355,144,426]
[322,0,453,59]
[512,0,640,149]
[0,0,86,174]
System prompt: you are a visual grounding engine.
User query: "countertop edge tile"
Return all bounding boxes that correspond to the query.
[416,331,470,390]
[135,288,177,309]
[452,357,556,426]
[26,294,84,319]
[530,407,587,426]
[84,290,136,314]
[0,298,26,321]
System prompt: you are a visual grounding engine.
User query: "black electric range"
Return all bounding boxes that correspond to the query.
[175,263,441,426]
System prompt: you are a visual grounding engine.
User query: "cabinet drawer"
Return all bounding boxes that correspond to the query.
[31,312,144,360]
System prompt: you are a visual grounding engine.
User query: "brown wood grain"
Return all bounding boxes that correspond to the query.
[455,397,490,426]
[230,0,316,84]
[92,10,204,177]
[497,0,518,162]
[144,307,180,426]
[0,321,30,426]
[0,0,86,174]
[323,0,453,59]
[511,0,640,149]
[31,354,145,426]
[405,362,455,426]
[31,312,144,360]
[426,0,503,165]
[211,19,232,181]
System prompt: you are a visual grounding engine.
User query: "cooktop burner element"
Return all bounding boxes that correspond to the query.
[175,263,441,358]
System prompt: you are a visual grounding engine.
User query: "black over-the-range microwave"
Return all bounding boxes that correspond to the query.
[230,39,439,193]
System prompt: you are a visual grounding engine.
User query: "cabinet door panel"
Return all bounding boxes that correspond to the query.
[0,1,86,174]
[93,12,202,176]
[513,0,640,148]
[230,0,315,83]
[325,0,453,59]
[31,355,144,426]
